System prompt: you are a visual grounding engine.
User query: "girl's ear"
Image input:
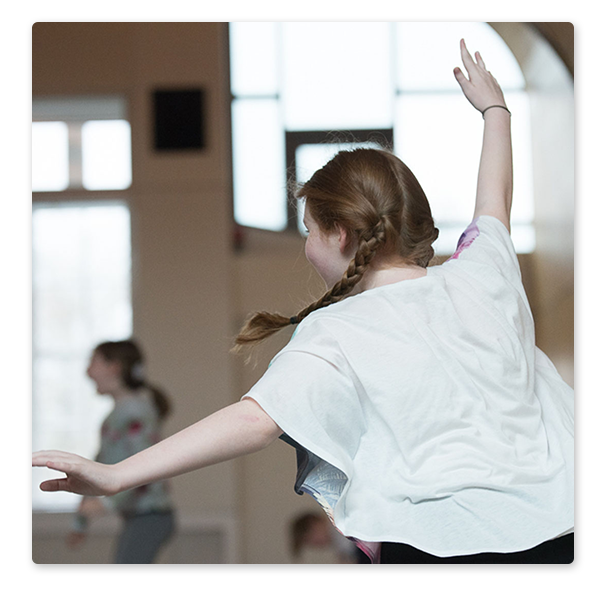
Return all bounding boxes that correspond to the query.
[336,224,355,256]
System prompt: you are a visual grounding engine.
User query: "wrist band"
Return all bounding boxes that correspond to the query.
[482,105,511,119]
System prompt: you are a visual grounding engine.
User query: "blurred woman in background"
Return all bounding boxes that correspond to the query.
[68,340,175,564]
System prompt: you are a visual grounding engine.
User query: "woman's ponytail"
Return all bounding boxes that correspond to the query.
[94,340,172,420]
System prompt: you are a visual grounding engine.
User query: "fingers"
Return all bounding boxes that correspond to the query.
[475,51,487,70]
[46,459,77,474]
[454,67,467,90]
[33,450,107,496]
[453,66,467,85]
[37,460,75,493]
[33,451,84,486]
[33,450,76,465]
[33,451,84,474]
[459,39,489,79]
[39,477,70,492]
[460,38,477,75]
[453,67,471,95]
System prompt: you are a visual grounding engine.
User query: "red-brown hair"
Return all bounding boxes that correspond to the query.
[233,148,438,351]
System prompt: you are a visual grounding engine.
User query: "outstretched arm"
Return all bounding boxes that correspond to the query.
[454,39,513,231]
[33,398,282,496]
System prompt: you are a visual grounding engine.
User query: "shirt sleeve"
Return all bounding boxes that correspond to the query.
[446,215,530,304]
[449,216,522,281]
[244,317,364,479]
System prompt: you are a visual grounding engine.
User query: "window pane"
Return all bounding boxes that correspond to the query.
[81,120,132,190]
[32,121,69,192]
[395,22,525,91]
[32,203,132,511]
[505,92,535,224]
[229,21,534,247]
[395,93,480,225]
[232,98,287,230]
[281,22,394,130]
[395,91,534,254]
[230,22,279,97]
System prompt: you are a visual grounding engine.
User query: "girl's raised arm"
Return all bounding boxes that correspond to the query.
[453,39,513,231]
[33,398,282,497]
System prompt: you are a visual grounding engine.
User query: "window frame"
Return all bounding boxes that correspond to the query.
[228,22,535,254]
[32,96,134,513]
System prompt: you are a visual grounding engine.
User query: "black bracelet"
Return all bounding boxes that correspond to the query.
[482,105,511,119]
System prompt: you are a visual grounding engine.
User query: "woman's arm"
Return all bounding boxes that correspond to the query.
[454,39,513,231]
[32,398,282,496]
[473,108,512,230]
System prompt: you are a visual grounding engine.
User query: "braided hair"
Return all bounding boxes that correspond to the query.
[233,148,438,351]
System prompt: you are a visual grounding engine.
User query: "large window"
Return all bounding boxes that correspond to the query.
[229,22,534,254]
[32,97,133,511]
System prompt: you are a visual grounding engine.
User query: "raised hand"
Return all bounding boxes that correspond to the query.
[32,450,121,497]
[453,39,507,114]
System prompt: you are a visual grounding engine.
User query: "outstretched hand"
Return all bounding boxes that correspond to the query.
[453,39,507,113]
[32,450,121,497]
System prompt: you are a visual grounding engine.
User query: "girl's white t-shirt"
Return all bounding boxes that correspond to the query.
[245,216,574,558]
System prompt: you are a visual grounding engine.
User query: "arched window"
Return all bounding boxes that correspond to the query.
[229,22,534,254]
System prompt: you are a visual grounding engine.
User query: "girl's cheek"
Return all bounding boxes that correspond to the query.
[305,239,315,266]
